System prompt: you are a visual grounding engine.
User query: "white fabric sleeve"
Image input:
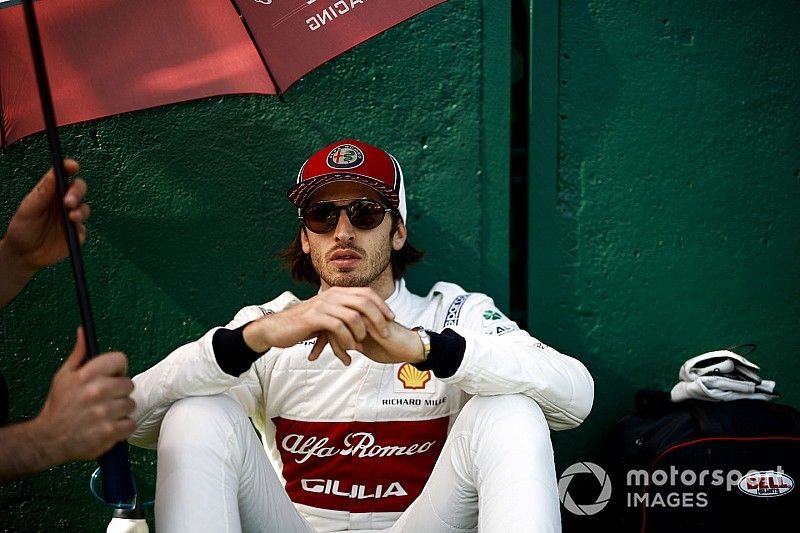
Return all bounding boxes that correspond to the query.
[441,293,594,431]
[128,305,267,449]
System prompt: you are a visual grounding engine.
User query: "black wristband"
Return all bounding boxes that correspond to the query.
[412,328,465,378]
[212,324,266,377]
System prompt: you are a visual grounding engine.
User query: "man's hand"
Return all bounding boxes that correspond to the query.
[3,160,88,272]
[0,160,89,309]
[243,286,399,366]
[0,328,135,483]
[32,327,136,464]
[358,321,426,364]
[316,320,426,366]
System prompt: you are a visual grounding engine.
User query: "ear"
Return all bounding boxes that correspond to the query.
[392,219,407,251]
[300,228,310,254]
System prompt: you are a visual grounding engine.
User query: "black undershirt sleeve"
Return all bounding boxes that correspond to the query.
[212,324,266,377]
[213,324,467,379]
[411,328,466,379]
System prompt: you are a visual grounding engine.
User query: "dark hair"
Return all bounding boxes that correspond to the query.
[280,212,424,285]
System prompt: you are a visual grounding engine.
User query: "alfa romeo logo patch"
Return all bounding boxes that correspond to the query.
[327,144,365,169]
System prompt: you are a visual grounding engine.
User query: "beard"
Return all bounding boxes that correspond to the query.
[311,241,392,289]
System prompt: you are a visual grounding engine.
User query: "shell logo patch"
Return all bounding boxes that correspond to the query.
[397,363,431,390]
[327,144,364,169]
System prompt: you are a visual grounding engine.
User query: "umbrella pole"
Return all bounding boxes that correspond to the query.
[22,0,136,506]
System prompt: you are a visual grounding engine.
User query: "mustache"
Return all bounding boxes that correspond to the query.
[327,244,365,257]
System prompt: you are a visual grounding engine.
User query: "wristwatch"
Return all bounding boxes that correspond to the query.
[411,326,431,363]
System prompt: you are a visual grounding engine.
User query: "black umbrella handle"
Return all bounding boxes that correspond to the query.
[22,0,136,505]
[22,1,98,359]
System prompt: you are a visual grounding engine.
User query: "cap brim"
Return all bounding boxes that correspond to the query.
[287,173,400,209]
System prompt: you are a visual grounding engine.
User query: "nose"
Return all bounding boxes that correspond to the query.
[333,206,355,243]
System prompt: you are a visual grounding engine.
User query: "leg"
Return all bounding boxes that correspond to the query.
[389,394,560,533]
[155,395,315,533]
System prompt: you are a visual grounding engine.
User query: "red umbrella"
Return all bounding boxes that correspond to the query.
[0,0,447,507]
[1,0,446,146]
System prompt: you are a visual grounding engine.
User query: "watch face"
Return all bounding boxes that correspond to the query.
[412,327,431,359]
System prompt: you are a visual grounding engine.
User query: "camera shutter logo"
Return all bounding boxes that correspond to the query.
[558,462,612,516]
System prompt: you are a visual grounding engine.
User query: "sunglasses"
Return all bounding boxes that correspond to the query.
[300,198,394,234]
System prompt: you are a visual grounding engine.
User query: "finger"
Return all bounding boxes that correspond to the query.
[25,168,58,215]
[308,334,328,361]
[321,317,359,351]
[104,397,137,419]
[96,418,138,453]
[84,377,135,405]
[344,289,394,334]
[329,337,352,367]
[75,221,87,246]
[323,287,394,321]
[68,202,90,223]
[63,177,87,208]
[345,296,391,338]
[62,159,80,176]
[359,288,395,320]
[111,417,137,442]
[89,396,136,423]
[107,377,135,399]
[363,320,391,346]
[24,161,80,215]
[332,306,367,342]
[65,326,88,370]
[81,352,129,379]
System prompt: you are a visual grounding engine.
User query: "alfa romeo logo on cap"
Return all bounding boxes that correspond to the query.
[327,144,365,169]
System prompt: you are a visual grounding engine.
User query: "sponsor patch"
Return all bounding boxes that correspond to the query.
[392,363,435,394]
[444,294,469,327]
[738,471,794,497]
[495,324,518,335]
[397,363,431,390]
[273,417,449,512]
[482,309,502,321]
[327,144,364,169]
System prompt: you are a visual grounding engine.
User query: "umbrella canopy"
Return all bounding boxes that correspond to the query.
[0,0,446,147]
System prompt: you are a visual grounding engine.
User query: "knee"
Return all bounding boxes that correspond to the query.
[459,394,550,437]
[453,395,556,479]
[159,395,247,451]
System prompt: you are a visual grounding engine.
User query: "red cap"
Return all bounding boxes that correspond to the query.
[287,139,407,219]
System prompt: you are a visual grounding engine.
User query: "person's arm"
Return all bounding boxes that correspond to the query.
[130,287,398,447]
[425,288,594,430]
[0,160,89,309]
[242,286,396,365]
[129,295,295,448]
[0,328,135,484]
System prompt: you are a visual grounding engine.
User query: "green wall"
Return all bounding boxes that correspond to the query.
[0,1,507,529]
[2,0,798,530]
[529,0,800,489]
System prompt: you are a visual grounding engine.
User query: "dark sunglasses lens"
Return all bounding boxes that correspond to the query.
[303,203,338,233]
[303,200,387,233]
[349,200,386,230]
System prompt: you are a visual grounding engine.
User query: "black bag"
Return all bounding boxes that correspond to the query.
[602,390,800,532]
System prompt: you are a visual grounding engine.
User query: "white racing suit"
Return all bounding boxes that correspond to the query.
[130,279,594,532]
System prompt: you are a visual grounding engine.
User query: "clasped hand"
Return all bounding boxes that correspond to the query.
[244,287,424,366]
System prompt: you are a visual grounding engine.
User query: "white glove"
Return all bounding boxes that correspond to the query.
[670,349,777,402]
